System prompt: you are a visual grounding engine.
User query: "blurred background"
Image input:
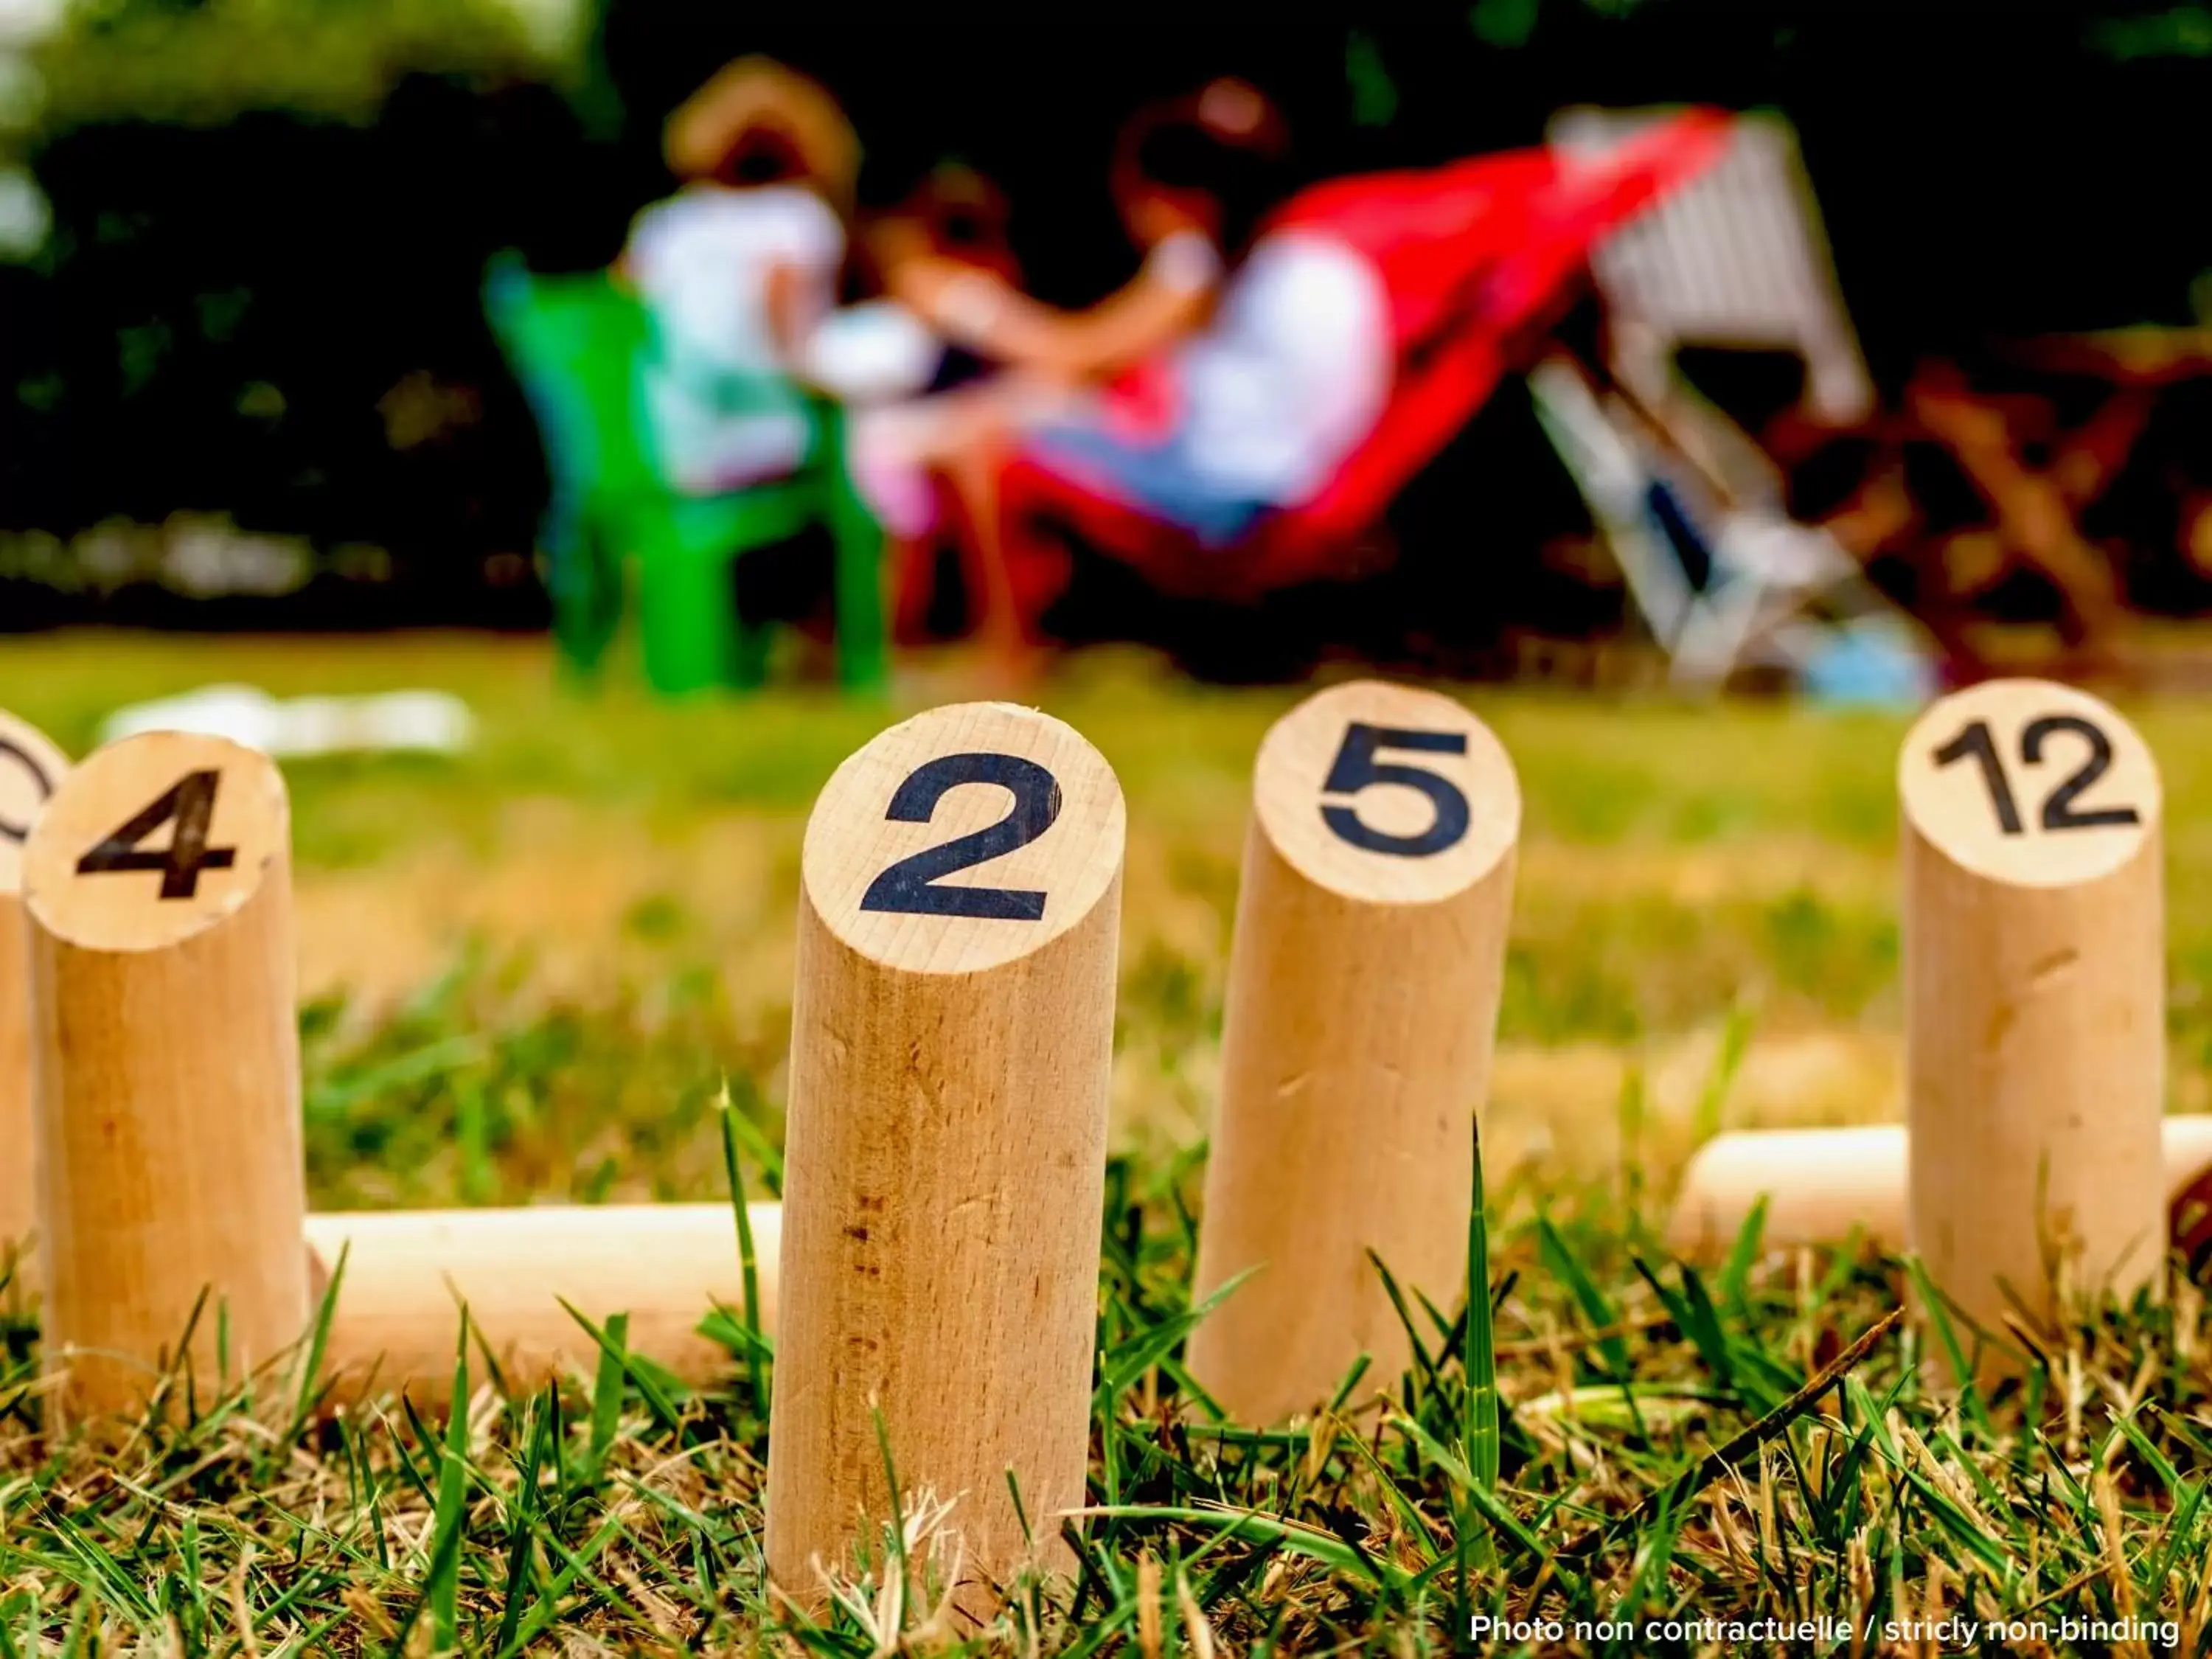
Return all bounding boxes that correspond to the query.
[7,0,2212,690]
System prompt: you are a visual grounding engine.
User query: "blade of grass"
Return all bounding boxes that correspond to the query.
[283,1240,348,1445]
[1464,1119,1498,1493]
[1071,1506,1389,1587]
[586,1310,630,1479]
[717,1079,771,1422]
[428,1321,473,1652]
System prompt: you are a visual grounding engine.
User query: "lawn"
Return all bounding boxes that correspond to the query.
[2,630,2210,1653]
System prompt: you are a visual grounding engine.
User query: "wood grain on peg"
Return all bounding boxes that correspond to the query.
[1190,680,1519,1425]
[304,1202,782,1405]
[1900,678,2165,1369]
[24,731,308,1419]
[0,709,69,1275]
[765,702,1124,1612]
[1668,1118,2212,1262]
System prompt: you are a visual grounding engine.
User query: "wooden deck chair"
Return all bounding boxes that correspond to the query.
[1528,349,1932,699]
[1547,105,1874,434]
[1534,108,1929,695]
[990,112,1733,627]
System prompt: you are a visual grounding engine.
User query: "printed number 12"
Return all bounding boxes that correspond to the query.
[1932,715,2140,836]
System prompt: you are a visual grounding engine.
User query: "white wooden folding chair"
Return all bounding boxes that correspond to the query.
[1532,108,1930,698]
[1528,352,1896,688]
[1548,105,1874,431]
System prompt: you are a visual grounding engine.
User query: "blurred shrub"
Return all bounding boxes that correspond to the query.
[1,1,641,626]
[31,0,562,134]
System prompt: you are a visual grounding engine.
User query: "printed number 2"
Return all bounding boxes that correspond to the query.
[1320,723,1471,858]
[0,737,58,844]
[1933,714,2141,836]
[77,769,238,900]
[859,752,1063,920]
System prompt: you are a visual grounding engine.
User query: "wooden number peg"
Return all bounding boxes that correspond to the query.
[1189,680,1520,1425]
[24,731,308,1417]
[1669,1116,2212,1262]
[1900,678,2165,1360]
[765,702,1124,1609]
[1,709,69,1270]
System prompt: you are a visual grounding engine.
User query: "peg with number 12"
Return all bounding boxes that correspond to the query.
[1900,677,2164,1370]
[1191,681,1520,1425]
[765,701,1124,1613]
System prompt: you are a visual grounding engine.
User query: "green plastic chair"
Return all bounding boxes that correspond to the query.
[484,252,887,696]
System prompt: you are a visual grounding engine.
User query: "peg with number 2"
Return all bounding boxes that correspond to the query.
[766,701,1125,1610]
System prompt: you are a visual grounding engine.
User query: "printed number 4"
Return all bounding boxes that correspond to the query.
[1933,715,2140,836]
[1320,723,1471,858]
[77,769,238,900]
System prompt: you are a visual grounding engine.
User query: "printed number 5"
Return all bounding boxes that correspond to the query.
[1320,723,1470,858]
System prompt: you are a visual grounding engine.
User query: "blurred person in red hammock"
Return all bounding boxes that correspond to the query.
[881,79,1727,673]
[870,79,1322,660]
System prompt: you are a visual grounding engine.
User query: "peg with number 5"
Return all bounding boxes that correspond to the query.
[0,707,70,1267]
[765,701,1124,1613]
[21,730,308,1420]
[1899,677,2165,1374]
[1190,680,1520,1425]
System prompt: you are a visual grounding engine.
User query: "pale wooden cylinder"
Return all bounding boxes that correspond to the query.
[765,702,1124,1608]
[1668,1118,2212,1262]
[0,710,69,1273]
[1901,678,2166,1358]
[1189,680,1520,1426]
[305,1201,781,1405]
[24,731,308,1417]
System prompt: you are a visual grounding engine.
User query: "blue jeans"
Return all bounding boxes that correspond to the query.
[1025,417,1270,549]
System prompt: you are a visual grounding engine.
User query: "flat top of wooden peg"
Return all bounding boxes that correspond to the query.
[1253,679,1520,904]
[22,730,290,952]
[0,709,70,895]
[1899,677,2159,888]
[801,701,1127,974]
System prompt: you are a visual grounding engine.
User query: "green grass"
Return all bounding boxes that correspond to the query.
[4,632,2212,1652]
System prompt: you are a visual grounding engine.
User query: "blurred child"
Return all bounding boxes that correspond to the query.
[619,58,864,495]
[882,79,1341,654]
[886,81,1278,390]
[1008,77,1388,546]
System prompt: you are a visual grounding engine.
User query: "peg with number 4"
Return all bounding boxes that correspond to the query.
[22,730,308,1419]
[1899,677,2164,1371]
[1190,680,1520,1425]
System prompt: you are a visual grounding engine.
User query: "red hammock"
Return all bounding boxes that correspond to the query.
[994,107,1732,616]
